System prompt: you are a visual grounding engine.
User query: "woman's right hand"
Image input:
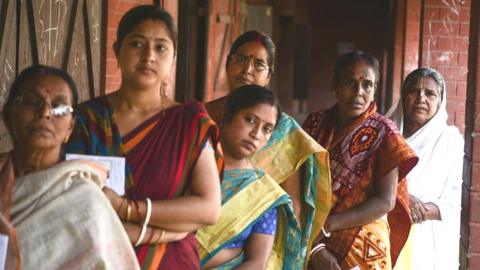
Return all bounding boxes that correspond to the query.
[309,248,342,270]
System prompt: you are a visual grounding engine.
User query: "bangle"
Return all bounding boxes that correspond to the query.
[158,229,166,243]
[146,228,156,244]
[322,227,331,238]
[133,200,140,221]
[126,200,132,222]
[134,198,152,247]
[310,243,326,258]
[117,198,127,215]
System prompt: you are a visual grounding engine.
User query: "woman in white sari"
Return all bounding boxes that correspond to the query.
[387,67,464,270]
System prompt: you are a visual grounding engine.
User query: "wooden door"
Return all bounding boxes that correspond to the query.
[0,0,106,150]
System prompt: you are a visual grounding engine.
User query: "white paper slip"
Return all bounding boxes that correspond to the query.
[0,234,8,270]
[66,154,126,196]
[350,266,360,270]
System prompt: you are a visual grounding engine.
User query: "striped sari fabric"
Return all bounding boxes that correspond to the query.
[66,97,223,269]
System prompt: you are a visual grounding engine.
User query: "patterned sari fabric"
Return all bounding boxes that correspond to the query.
[197,169,293,269]
[66,97,223,270]
[302,103,417,269]
[207,98,332,269]
[0,154,20,270]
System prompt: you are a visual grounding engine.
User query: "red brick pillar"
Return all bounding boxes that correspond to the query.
[420,0,470,132]
[463,0,480,268]
[403,0,422,77]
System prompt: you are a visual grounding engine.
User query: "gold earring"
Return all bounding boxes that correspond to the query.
[64,135,70,144]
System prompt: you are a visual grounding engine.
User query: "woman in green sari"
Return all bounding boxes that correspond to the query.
[205,31,331,269]
[198,84,295,269]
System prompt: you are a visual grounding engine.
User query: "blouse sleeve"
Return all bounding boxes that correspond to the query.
[251,207,278,236]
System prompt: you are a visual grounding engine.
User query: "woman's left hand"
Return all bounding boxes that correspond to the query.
[409,194,428,223]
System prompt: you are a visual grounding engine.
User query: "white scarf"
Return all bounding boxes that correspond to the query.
[386,70,464,270]
[11,160,140,270]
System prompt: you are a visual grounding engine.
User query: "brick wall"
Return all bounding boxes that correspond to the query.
[403,0,421,80]
[420,0,470,133]
[463,0,480,268]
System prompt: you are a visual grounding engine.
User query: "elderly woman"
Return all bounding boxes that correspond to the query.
[206,31,332,269]
[0,65,139,269]
[387,68,464,270]
[303,51,418,270]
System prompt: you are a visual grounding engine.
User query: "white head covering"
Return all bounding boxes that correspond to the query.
[388,67,448,146]
[386,67,464,269]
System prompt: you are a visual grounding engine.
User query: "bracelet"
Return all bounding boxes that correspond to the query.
[134,198,152,247]
[126,200,132,222]
[118,198,127,215]
[146,228,156,244]
[133,200,140,221]
[158,229,166,243]
[309,243,326,258]
[322,227,331,238]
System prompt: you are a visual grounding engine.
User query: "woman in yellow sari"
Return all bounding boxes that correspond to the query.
[198,85,290,269]
[205,31,331,269]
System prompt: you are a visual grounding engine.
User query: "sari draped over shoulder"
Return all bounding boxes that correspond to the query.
[302,103,418,269]
[196,169,293,269]
[206,99,332,269]
[66,97,223,270]
[4,155,139,269]
[251,113,332,269]
[388,78,464,270]
[0,153,20,270]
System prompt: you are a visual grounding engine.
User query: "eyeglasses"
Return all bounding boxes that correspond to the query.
[13,95,74,117]
[229,54,269,72]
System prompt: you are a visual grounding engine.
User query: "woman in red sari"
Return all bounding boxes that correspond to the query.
[303,51,418,270]
[66,5,223,269]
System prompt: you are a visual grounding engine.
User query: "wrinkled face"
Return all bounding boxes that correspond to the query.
[116,19,175,90]
[333,60,376,123]
[403,76,441,128]
[7,75,75,151]
[226,41,271,90]
[221,103,277,160]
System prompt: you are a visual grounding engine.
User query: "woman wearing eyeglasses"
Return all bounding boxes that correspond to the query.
[0,65,139,269]
[205,31,332,269]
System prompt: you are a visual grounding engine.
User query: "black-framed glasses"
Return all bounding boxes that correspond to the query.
[13,95,74,117]
[229,54,269,72]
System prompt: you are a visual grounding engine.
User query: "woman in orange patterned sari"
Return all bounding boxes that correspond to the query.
[303,51,418,270]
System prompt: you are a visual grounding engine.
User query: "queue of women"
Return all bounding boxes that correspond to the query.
[0,4,463,270]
